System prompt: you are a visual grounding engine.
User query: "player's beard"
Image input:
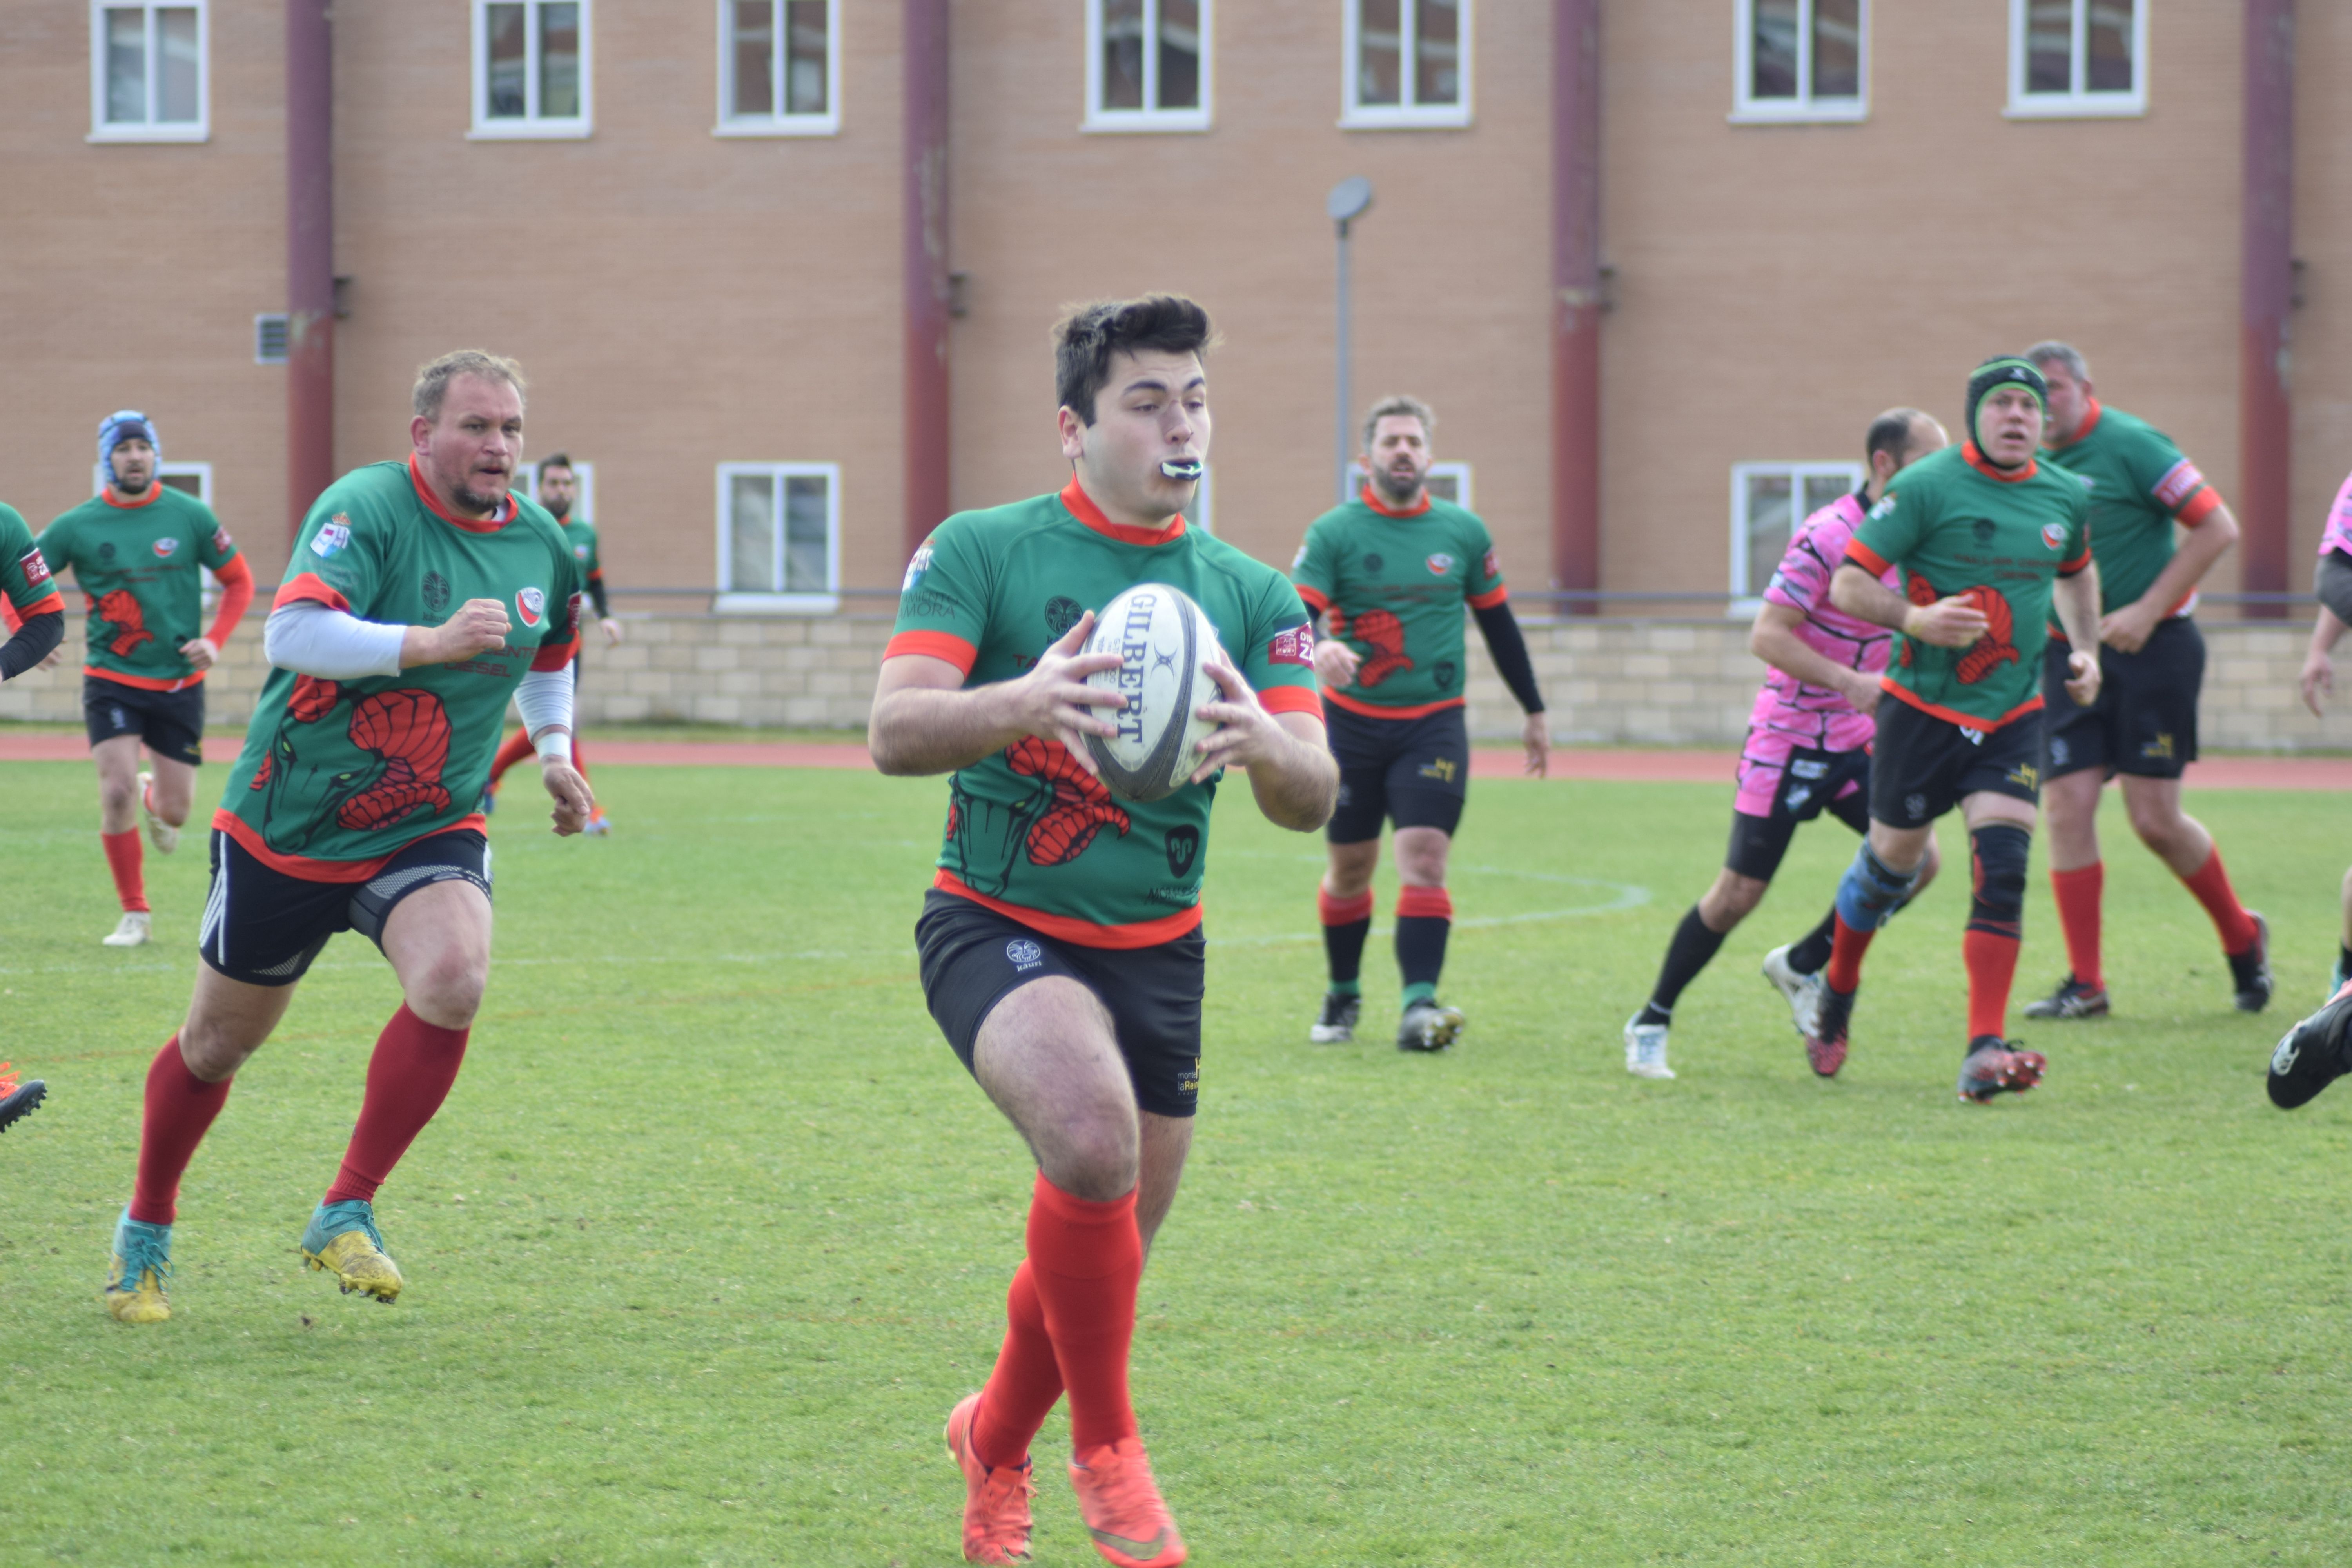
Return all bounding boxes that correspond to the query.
[454,479,510,514]
[1372,465,1423,506]
[111,470,151,497]
[544,498,570,520]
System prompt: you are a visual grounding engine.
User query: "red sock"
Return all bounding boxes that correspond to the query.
[129,1037,232,1225]
[101,829,148,913]
[971,1260,1063,1470]
[322,1005,471,1206]
[485,726,534,791]
[1022,1172,1142,1454]
[2178,846,2259,954]
[1317,887,1374,926]
[2051,863,2104,990]
[1824,913,1875,993]
[1964,929,2021,1040]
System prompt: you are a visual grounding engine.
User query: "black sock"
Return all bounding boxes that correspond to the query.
[1325,918,1372,991]
[2339,943,2352,978]
[1788,908,1837,975]
[1648,904,1729,1015]
[1396,917,1449,1003]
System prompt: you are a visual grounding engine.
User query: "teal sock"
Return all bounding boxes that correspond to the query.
[1401,981,1437,1007]
[1328,978,1361,998]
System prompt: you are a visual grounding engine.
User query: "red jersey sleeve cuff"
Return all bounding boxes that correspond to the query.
[531,633,581,671]
[272,572,352,612]
[15,591,65,619]
[1259,684,1325,717]
[1841,539,1893,577]
[2058,548,2093,577]
[1467,584,1510,610]
[2176,486,2225,527]
[1294,584,1331,613]
[884,630,978,675]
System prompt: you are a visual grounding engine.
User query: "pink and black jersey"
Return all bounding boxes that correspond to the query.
[2319,470,2352,561]
[1746,492,1895,752]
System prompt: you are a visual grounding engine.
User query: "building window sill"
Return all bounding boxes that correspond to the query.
[2002,95,2145,120]
[1728,100,1866,125]
[1081,109,1212,135]
[1339,105,1470,131]
[712,115,840,138]
[713,592,841,615]
[466,120,594,140]
[87,123,209,143]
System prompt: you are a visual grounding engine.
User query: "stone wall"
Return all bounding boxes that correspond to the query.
[5,613,2342,752]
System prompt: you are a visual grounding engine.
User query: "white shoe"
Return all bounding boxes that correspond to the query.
[1623,1014,1675,1078]
[138,771,178,855]
[1761,944,1824,1038]
[103,911,152,947]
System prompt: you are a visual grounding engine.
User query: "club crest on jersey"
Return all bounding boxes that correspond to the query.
[152,537,179,557]
[1869,496,1897,520]
[902,540,935,592]
[310,517,353,558]
[211,526,234,554]
[1426,553,1455,575]
[1268,624,1314,667]
[19,547,51,586]
[516,586,546,628]
[2042,522,2067,550]
[573,543,590,560]
[1482,547,1500,579]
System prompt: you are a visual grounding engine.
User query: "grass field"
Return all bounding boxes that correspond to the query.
[4,758,2349,1566]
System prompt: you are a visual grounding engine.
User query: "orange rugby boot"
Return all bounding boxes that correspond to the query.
[945,1393,1035,1565]
[1069,1437,1186,1568]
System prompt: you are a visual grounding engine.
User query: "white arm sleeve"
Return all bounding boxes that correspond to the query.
[514,664,577,761]
[263,600,407,679]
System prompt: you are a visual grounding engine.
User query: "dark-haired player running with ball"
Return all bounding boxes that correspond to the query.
[871,295,1334,1567]
[1820,358,2101,1100]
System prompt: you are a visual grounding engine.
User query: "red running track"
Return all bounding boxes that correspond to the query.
[0,733,2346,789]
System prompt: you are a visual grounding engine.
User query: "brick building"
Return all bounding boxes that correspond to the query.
[0,2,2336,632]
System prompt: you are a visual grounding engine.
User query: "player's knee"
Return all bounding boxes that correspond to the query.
[1967,822,2031,933]
[1043,1114,1140,1200]
[406,951,488,1028]
[1834,843,1920,932]
[2124,794,2186,851]
[98,775,138,816]
[1714,871,1768,922]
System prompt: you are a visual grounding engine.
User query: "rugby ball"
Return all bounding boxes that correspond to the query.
[1082,583,1226,803]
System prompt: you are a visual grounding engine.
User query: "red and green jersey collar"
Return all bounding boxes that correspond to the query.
[102,484,164,510]
[2045,396,2103,452]
[1961,443,2038,484]
[1360,482,1433,518]
[1059,477,1187,546]
[408,454,518,534]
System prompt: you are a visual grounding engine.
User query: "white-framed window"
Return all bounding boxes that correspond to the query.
[1731,0,1865,123]
[470,0,592,140]
[512,459,596,522]
[254,314,290,365]
[1341,0,1471,129]
[88,2,207,143]
[716,0,839,136]
[1084,0,1212,133]
[1729,462,1862,610]
[715,462,839,612]
[2007,0,2144,118]
[1348,461,1473,510]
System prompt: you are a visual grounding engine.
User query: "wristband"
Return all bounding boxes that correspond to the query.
[534,728,573,765]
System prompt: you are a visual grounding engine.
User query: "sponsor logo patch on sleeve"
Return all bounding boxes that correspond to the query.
[2153,458,2205,510]
[310,517,353,559]
[1868,496,1896,520]
[20,548,51,586]
[1268,623,1315,667]
[211,526,234,554]
[901,540,935,592]
[1481,547,1500,579]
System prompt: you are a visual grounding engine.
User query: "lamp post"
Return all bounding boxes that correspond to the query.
[1327,176,1374,506]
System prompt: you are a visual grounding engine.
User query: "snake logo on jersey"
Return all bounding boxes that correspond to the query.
[1953,586,2018,684]
[1349,608,1412,688]
[93,589,154,656]
[945,739,1134,893]
[250,679,457,851]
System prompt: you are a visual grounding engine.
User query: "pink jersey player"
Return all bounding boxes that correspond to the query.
[2318,469,2352,561]
[1734,493,1898,818]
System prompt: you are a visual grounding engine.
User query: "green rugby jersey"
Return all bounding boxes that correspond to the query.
[1846,443,2092,730]
[1290,485,1508,718]
[887,478,1321,946]
[0,503,67,623]
[558,514,606,618]
[40,484,241,690]
[2038,397,2223,620]
[215,456,582,879]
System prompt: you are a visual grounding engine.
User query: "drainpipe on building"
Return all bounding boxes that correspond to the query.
[286,0,334,544]
[903,0,953,563]
[1552,0,1601,609]
[2240,0,2294,617]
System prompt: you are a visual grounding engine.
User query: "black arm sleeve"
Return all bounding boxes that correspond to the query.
[2319,549,2352,627]
[1471,601,1544,714]
[0,610,64,681]
[587,571,610,619]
